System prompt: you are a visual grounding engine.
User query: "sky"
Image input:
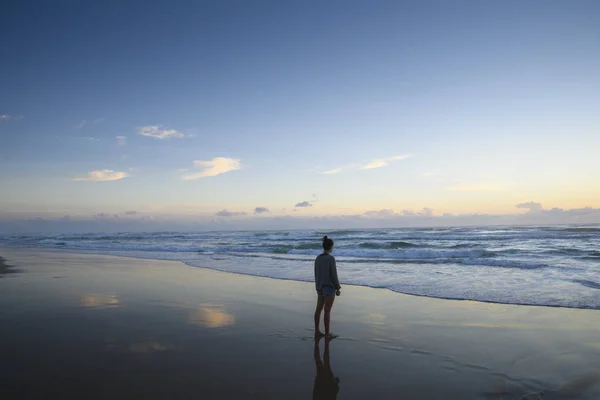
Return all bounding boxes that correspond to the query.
[1,0,599,232]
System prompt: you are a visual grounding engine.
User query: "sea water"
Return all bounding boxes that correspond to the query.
[2,225,599,309]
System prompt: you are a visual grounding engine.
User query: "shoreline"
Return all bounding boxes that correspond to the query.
[2,244,599,311]
[1,247,599,399]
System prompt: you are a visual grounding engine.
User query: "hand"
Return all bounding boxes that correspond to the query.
[335,290,341,296]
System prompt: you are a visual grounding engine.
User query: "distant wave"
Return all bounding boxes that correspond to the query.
[358,241,418,249]
[288,248,495,260]
[560,227,600,233]
[572,279,600,289]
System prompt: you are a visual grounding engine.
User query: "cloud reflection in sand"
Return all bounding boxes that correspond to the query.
[129,340,172,353]
[81,293,120,309]
[188,303,235,328]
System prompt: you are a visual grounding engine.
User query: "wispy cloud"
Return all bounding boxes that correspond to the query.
[74,120,87,129]
[254,207,270,214]
[295,201,313,208]
[447,183,505,192]
[138,125,185,139]
[0,114,22,121]
[422,169,440,177]
[75,117,104,129]
[361,154,412,170]
[78,136,100,141]
[181,157,241,180]
[73,170,129,181]
[116,136,127,146]
[94,212,120,219]
[215,209,247,217]
[320,154,412,174]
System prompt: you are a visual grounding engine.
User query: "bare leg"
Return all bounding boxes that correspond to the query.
[314,294,325,339]
[323,294,336,338]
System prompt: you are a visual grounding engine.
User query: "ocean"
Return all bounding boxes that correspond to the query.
[2,225,599,309]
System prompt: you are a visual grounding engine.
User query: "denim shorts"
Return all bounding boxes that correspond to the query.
[318,286,336,296]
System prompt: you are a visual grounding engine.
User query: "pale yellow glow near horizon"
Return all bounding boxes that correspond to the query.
[3,182,598,218]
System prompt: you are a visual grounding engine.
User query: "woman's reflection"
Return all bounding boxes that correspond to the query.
[313,338,340,400]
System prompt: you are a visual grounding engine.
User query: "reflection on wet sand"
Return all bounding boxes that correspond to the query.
[129,340,172,353]
[188,304,235,328]
[313,338,340,400]
[0,256,19,276]
[366,313,386,326]
[484,370,600,399]
[81,293,120,308]
[556,371,600,397]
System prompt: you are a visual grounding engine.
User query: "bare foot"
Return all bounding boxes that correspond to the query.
[325,333,338,341]
[314,331,325,341]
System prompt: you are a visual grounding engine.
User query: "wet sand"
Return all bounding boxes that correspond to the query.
[0,247,599,399]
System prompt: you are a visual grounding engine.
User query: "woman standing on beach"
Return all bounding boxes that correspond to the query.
[314,236,341,340]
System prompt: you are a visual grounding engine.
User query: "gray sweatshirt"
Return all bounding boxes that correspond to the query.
[314,253,341,292]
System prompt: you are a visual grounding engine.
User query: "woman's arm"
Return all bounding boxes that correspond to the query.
[330,257,341,290]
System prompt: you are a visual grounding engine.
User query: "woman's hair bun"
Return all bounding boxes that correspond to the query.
[322,235,328,241]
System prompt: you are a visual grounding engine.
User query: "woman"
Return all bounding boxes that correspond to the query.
[314,236,341,340]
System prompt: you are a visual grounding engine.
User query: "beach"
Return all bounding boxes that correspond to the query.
[1,247,599,399]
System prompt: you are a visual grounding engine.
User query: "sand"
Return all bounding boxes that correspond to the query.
[0,247,599,399]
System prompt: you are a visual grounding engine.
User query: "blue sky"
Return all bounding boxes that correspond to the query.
[1,0,599,230]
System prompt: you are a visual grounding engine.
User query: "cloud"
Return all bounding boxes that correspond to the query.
[419,207,434,217]
[447,183,505,192]
[215,209,247,217]
[124,210,137,215]
[0,114,22,121]
[181,157,241,180]
[515,202,544,213]
[116,136,127,146]
[295,201,313,208]
[363,209,396,218]
[361,160,388,169]
[319,155,412,175]
[361,154,412,170]
[94,213,120,219]
[75,118,104,129]
[73,170,128,181]
[78,136,100,141]
[422,169,440,177]
[138,125,184,139]
[363,208,433,218]
[254,207,270,214]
